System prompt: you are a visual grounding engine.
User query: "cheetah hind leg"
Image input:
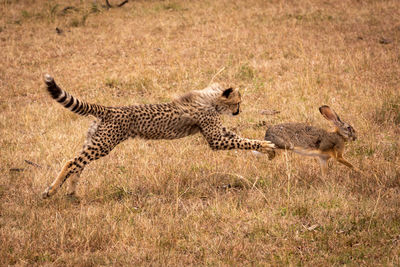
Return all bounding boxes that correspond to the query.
[42,119,127,199]
[66,171,82,196]
[42,143,115,199]
[42,159,78,198]
[66,173,82,203]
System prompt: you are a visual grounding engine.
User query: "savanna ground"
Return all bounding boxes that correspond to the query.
[1,0,400,265]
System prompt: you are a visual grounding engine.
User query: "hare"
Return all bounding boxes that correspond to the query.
[264,105,358,176]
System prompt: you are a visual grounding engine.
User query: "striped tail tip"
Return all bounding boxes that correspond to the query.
[44,74,54,85]
[44,74,62,99]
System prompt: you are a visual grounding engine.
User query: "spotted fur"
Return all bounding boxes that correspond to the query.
[42,74,275,198]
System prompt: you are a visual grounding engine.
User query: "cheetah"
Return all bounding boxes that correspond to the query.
[42,74,275,198]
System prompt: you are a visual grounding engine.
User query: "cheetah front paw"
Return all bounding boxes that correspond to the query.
[259,140,275,150]
[259,141,276,159]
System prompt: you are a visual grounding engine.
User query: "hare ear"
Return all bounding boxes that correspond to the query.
[319,105,340,123]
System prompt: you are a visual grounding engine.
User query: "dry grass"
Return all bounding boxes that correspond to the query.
[1,0,400,265]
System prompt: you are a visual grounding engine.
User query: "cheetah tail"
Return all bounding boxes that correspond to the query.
[44,74,107,117]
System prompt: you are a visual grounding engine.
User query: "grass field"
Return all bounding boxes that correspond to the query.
[1,0,399,265]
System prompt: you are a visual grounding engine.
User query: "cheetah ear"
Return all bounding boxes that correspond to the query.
[222,88,233,98]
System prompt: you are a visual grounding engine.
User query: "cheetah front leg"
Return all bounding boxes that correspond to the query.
[227,135,276,159]
[200,124,276,158]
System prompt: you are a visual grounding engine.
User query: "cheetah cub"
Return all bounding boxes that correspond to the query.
[42,74,275,198]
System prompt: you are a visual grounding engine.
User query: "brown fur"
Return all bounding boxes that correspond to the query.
[264,105,357,176]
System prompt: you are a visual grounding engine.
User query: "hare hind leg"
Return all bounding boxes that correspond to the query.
[318,155,330,177]
[336,156,363,174]
[335,150,357,170]
[336,157,354,169]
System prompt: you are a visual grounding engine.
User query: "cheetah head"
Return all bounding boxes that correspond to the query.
[216,88,242,116]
